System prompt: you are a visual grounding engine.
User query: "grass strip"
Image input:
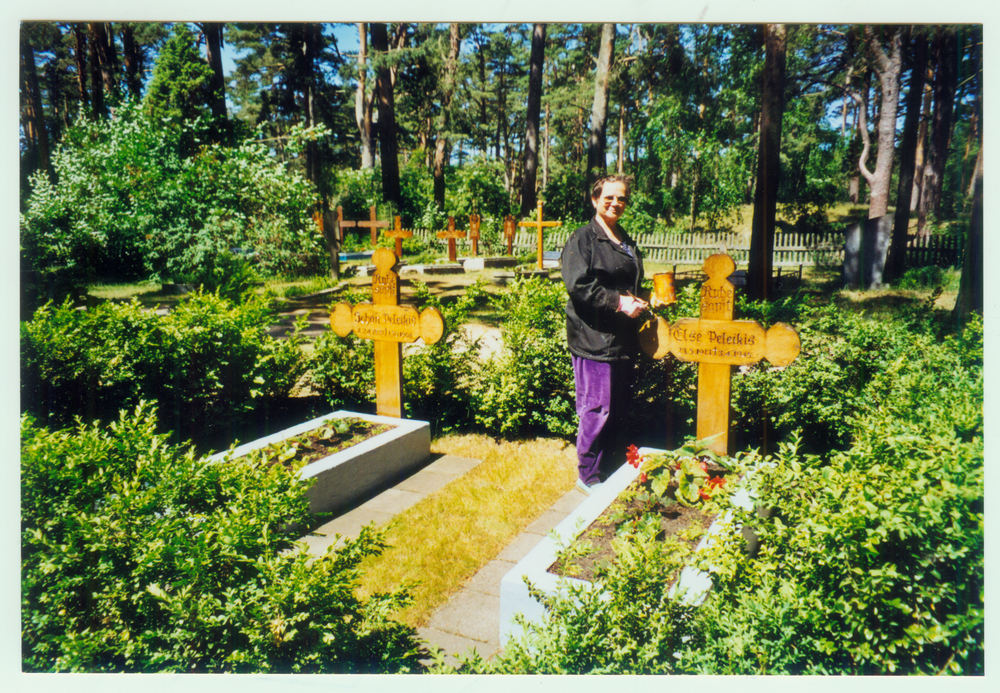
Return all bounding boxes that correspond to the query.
[354,433,578,628]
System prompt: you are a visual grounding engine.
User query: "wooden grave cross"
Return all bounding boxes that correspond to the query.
[469,214,481,256]
[436,216,466,263]
[331,247,445,418]
[384,216,413,259]
[639,253,801,455]
[519,202,562,270]
[357,206,390,248]
[336,206,357,242]
[502,214,516,256]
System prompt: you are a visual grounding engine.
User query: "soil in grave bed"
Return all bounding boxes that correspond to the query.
[249,416,394,470]
[548,467,727,584]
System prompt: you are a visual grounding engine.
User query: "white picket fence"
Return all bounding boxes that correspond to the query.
[404,228,958,268]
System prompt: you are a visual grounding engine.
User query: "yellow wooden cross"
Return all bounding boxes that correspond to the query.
[357,206,390,247]
[469,214,481,256]
[331,247,445,418]
[639,253,801,455]
[519,202,562,270]
[436,216,466,263]
[384,216,413,260]
[503,214,516,256]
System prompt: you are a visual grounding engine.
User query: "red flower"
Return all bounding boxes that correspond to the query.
[699,475,727,501]
[626,444,643,468]
[640,472,648,484]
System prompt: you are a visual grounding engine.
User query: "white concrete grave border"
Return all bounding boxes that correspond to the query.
[209,410,430,515]
[499,446,756,646]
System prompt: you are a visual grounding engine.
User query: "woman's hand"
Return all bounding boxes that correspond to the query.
[618,293,648,318]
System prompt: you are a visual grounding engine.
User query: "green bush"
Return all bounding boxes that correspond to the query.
[470,277,577,438]
[473,308,982,675]
[21,403,422,672]
[20,291,308,447]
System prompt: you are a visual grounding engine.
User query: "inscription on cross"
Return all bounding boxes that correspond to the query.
[519,202,562,270]
[469,214,481,256]
[357,206,390,248]
[331,247,445,418]
[383,216,413,260]
[503,215,516,256]
[639,253,801,455]
[436,216,466,262]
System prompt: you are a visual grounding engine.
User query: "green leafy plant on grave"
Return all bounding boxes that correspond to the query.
[21,403,422,673]
[470,276,577,438]
[626,442,731,508]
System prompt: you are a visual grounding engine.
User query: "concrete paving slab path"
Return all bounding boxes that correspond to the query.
[299,454,589,669]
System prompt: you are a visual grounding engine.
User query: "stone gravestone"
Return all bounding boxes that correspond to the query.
[639,252,801,455]
[843,214,893,289]
[519,202,562,271]
[358,206,390,248]
[384,216,413,260]
[503,215,517,256]
[469,214,481,256]
[331,247,445,418]
[437,217,466,263]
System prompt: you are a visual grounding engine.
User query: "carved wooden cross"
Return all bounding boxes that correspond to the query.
[331,247,445,418]
[469,214,481,256]
[384,216,413,260]
[503,215,516,256]
[357,206,390,248]
[519,202,562,270]
[436,216,466,262]
[639,253,801,455]
[336,206,357,242]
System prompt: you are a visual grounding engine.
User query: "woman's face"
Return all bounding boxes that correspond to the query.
[591,181,629,226]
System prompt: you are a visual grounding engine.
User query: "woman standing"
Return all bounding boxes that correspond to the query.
[561,175,647,494]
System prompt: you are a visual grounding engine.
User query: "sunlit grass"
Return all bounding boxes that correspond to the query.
[86,281,161,301]
[354,433,578,628]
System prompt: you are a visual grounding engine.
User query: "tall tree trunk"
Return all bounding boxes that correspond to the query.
[912,71,933,217]
[861,25,903,220]
[584,22,615,214]
[953,146,982,323]
[616,101,625,174]
[355,23,374,168]
[519,23,546,216]
[747,23,787,302]
[434,23,461,210]
[201,22,231,145]
[922,27,959,219]
[121,24,143,100]
[543,101,550,191]
[371,23,402,212]
[88,23,105,118]
[91,22,118,100]
[73,24,89,111]
[885,29,927,283]
[302,23,321,187]
[20,27,50,177]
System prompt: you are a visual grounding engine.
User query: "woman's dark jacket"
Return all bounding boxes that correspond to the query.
[561,219,645,362]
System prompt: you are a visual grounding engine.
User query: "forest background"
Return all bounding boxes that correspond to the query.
[17,12,984,312]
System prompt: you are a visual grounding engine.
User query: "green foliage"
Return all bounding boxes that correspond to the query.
[470,277,576,438]
[404,280,489,434]
[20,291,308,447]
[21,404,422,672]
[20,102,323,283]
[446,531,697,674]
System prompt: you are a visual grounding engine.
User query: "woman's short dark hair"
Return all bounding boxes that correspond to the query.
[590,174,634,200]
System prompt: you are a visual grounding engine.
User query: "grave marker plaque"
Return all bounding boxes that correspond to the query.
[436,217,466,263]
[331,247,445,418]
[639,253,801,454]
[519,202,562,270]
